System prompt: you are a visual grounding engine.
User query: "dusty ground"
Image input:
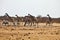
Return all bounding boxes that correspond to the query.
[0,23,60,40]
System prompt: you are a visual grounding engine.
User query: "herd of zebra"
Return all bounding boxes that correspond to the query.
[0,13,53,26]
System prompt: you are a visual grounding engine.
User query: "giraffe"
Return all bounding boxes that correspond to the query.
[15,15,20,26]
[46,14,53,26]
[2,13,18,26]
[2,13,13,26]
[28,14,40,26]
[24,16,32,26]
[24,14,38,26]
[2,20,9,26]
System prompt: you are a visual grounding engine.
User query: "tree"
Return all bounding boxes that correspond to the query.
[36,15,42,18]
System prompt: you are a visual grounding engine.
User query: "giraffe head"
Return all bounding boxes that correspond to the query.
[47,14,49,16]
[28,14,31,16]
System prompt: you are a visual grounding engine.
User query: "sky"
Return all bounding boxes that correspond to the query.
[0,0,60,18]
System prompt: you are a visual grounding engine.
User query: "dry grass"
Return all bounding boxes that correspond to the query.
[0,23,60,40]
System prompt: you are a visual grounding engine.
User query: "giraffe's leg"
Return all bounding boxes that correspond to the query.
[48,20,53,26]
[2,22,6,26]
[49,20,53,26]
[13,22,16,26]
[49,21,51,26]
[36,22,39,27]
[24,22,26,26]
[2,23,4,26]
[6,22,8,26]
[4,22,6,26]
[46,23,47,26]
[27,22,30,26]
[30,22,32,26]
[46,22,49,26]
[46,22,48,26]
[17,22,20,26]
[5,23,6,26]
[33,22,34,26]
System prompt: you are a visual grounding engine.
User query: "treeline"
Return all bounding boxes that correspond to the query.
[0,16,60,23]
